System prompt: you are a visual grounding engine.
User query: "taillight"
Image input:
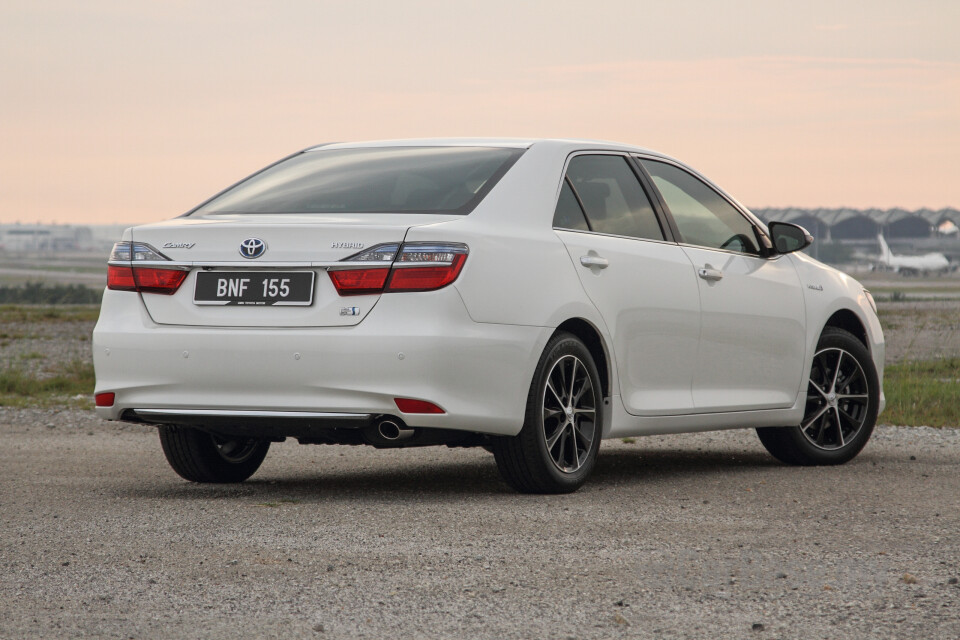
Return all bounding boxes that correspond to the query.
[107,242,187,295]
[133,268,188,294]
[329,242,468,296]
[328,268,390,296]
[106,265,137,291]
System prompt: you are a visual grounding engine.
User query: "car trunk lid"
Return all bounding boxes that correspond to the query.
[129,213,457,327]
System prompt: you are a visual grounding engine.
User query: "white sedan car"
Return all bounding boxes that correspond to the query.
[93,139,884,493]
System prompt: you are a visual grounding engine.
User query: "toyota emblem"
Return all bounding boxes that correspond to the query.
[239,238,266,259]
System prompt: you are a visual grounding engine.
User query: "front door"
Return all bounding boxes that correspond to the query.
[638,158,806,412]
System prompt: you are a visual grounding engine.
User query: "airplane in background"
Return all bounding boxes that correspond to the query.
[874,234,952,276]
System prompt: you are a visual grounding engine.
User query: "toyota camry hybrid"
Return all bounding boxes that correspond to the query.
[93,139,884,493]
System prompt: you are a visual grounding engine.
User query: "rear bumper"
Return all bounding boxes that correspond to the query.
[93,288,551,436]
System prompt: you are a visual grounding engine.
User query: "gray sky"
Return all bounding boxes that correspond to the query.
[2,0,958,224]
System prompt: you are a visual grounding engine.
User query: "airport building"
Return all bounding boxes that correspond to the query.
[753,208,960,241]
[0,224,106,252]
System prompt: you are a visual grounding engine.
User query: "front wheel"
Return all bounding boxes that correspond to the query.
[492,332,603,493]
[158,426,270,483]
[757,327,879,465]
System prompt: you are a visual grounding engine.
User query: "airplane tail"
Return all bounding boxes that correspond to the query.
[877,234,892,263]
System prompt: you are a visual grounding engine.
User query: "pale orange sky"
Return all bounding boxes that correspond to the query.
[1,0,958,225]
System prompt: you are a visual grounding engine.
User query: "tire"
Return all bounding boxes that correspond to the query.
[492,332,603,493]
[158,426,270,483]
[757,327,879,466]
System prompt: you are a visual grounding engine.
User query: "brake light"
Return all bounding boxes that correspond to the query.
[328,268,390,296]
[386,253,466,292]
[107,265,187,294]
[107,241,187,294]
[329,242,468,296]
[107,265,137,291]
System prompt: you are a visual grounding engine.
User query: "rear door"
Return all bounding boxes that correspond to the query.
[554,153,701,416]
[638,158,806,412]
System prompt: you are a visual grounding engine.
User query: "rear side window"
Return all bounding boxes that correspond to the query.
[563,155,664,241]
[193,147,525,215]
[641,160,760,255]
[552,180,590,231]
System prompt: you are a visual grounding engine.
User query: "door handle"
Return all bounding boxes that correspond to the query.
[698,266,723,281]
[580,255,609,269]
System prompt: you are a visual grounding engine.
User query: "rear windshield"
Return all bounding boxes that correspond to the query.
[192,146,525,215]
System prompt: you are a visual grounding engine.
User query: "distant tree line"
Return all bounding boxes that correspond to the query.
[0,282,101,304]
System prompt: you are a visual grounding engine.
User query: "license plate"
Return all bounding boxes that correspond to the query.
[194,271,315,306]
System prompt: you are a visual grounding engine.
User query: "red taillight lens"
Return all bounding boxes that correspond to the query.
[394,398,445,414]
[107,265,137,291]
[95,392,115,407]
[328,268,390,296]
[107,265,186,294]
[133,268,187,294]
[386,253,467,292]
[329,243,468,296]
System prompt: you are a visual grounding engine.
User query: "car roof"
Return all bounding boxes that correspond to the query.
[307,138,673,159]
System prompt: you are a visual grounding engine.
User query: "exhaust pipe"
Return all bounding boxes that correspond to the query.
[377,419,415,441]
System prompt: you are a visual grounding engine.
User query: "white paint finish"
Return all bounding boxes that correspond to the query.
[605,390,806,438]
[94,287,549,436]
[557,231,700,415]
[682,246,806,411]
[93,139,887,441]
[790,251,886,414]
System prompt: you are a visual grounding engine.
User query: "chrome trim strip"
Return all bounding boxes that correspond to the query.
[113,261,344,268]
[107,261,191,270]
[133,409,373,419]
[327,261,394,270]
[119,261,461,270]
[552,227,679,247]
[676,241,782,261]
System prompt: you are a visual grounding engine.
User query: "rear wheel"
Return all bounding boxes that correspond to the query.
[492,332,603,493]
[757,327,879,465]
[158,426,270,483]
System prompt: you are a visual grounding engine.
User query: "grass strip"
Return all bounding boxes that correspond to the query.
[0,359,95,408]
[0,282,101,305]
[0,304,100,324]
[882,358,960,428]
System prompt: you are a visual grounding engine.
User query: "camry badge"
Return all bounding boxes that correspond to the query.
[162,242,195,249]
[239,238,266,259]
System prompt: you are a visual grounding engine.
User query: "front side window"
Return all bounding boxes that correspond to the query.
[192,146,524,215]
[641,160,760,255]
[561,155,664,241]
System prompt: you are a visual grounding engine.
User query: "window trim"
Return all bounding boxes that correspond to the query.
[551,150,676,244]
[632,154,775,259]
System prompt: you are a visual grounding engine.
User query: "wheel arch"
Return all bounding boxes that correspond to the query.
[821,308,869,349]
[553,318,611,399]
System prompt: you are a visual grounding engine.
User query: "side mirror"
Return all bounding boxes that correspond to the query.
[768,221,813,254]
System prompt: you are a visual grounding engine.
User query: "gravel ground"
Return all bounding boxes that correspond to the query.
[1,298,958,638]
[0,318,93,378]
[2,408,958,639]
[878,300,960,363]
